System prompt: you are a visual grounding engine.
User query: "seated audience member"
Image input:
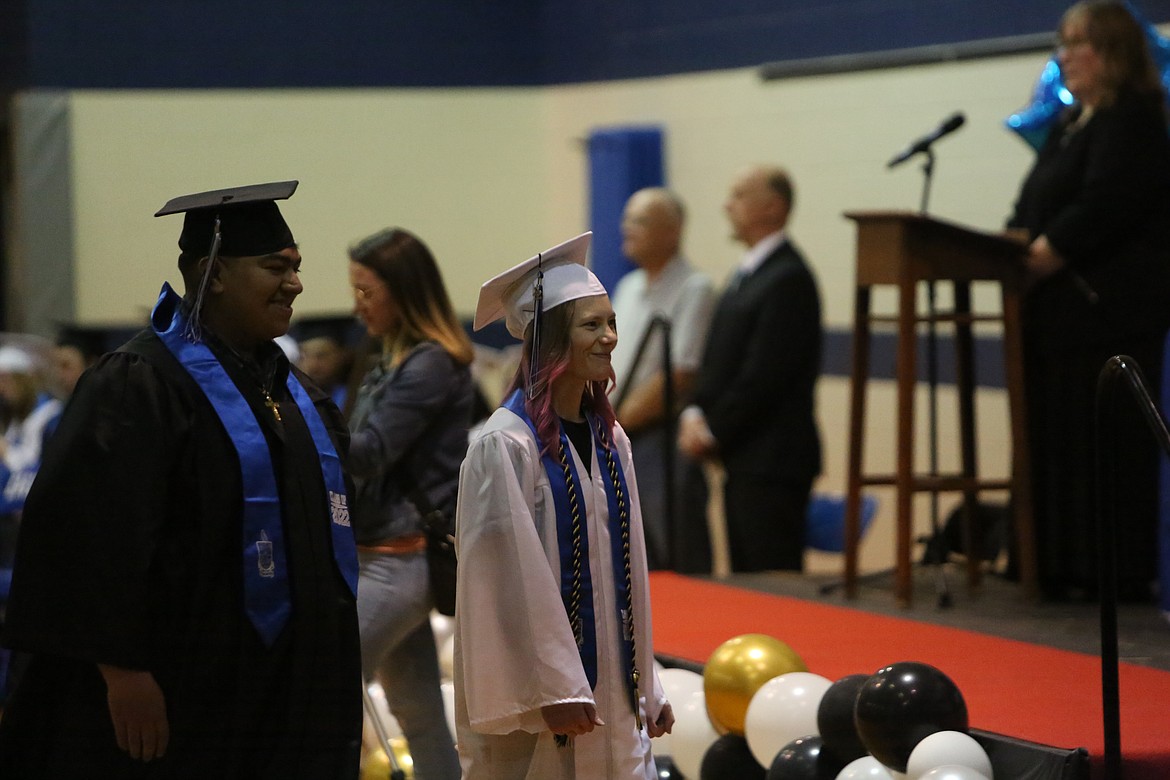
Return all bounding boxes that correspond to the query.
[0,340,65,704]
[293,315,359,412]
[52,324,106,401]
[0,343,62,542]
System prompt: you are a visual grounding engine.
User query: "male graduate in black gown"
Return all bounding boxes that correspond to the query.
[0,182,363,778]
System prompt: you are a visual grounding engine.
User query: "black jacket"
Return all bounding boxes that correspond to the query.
[692,238,823,481]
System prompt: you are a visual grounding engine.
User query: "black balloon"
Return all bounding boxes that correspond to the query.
[854,661,969,773]
[700,734,766,780]
[766,735,848,780]
[655,754,683,779]
[815,673,870,763]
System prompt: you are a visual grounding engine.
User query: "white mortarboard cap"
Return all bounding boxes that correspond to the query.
[474,232,605,338]
[0,344,35,374]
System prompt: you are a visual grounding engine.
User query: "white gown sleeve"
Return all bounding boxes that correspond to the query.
[454,419,594,736]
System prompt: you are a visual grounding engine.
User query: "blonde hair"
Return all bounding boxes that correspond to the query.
[348,228,473,367]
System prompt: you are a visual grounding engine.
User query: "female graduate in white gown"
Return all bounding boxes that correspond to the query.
[454,233,674,779]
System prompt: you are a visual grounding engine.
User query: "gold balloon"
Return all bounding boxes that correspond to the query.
[703,633,808,736]
[361,738,415,780]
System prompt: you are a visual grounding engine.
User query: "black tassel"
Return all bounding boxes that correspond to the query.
[527,253,544,400]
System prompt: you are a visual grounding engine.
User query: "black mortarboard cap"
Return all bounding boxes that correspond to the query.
[155,180,298,257]
[55,323,114,360]
[290,314,363,347]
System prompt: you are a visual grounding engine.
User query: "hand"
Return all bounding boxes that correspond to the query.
[98,664,170,761]
[1002,227,1030,244]
[646,702,675,738]
[541,701,604,738]
[1025,234,1066,282]
[677,411,717,460]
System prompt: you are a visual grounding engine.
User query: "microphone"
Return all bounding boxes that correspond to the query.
[887,112,966,168]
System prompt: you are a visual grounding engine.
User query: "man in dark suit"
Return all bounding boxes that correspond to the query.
[678,164,822,572]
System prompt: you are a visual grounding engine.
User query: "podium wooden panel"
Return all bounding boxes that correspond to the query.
[842,211,1036,605]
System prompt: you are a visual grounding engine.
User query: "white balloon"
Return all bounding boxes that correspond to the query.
[744,671,833,766]
[652,726,673,761]
[670,691,719,780]
[654,667,704,760]
[438,634,455,682]
[658,667,704,701]
[440,681,457,743]
[430,612,455,647]
[906,731,992,779]
[919,766,990,780]
[836,755,896,779]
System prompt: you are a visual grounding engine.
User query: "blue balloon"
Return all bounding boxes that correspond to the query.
[1004,58,1073,151]
[1130,1,1170,95]
[1004,1,1170,151]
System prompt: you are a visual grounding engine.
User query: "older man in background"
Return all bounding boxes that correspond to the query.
[611,187,715,570]
[678,165,823,572]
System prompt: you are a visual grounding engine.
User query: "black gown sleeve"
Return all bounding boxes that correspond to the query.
[3,349,191,670]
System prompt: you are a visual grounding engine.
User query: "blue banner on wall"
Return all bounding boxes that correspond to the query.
[587,126,665,296]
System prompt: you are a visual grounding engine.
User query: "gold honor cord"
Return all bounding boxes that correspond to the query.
[601,433,642,732]
[552,428,642,749]
[554,439,585,749]
[557,440,586,651]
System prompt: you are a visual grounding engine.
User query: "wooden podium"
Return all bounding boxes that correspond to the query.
[841,211,1036,605]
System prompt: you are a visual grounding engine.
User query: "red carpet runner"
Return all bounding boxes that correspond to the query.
[648,572,1170,779]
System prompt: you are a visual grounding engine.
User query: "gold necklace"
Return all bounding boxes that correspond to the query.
[262,390,282,423]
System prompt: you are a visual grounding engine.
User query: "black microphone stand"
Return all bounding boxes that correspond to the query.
[918,148,954,609]
[661,319,677,569]
[820,147,957,606]
[918,149,935,215]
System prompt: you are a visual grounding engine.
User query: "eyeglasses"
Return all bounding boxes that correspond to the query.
[353,283,386,301]
[1057,35,1091,52]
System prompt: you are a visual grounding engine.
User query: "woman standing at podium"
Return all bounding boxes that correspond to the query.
[1008,0,1170,601]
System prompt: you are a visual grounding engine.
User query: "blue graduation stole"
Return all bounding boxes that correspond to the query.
[151,284,358,646]
[501,389,637,693]
[0,395,60,514]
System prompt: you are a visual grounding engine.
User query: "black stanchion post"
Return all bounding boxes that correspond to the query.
[1094,355,1170,780]
[660,317,676,570]
[613,315,676,568]
[1096,361,1123,780]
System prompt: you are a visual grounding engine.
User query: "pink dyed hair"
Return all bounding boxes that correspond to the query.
[507,298,617,455]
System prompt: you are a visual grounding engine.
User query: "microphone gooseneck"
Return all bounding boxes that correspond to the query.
[888,112,966,168]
